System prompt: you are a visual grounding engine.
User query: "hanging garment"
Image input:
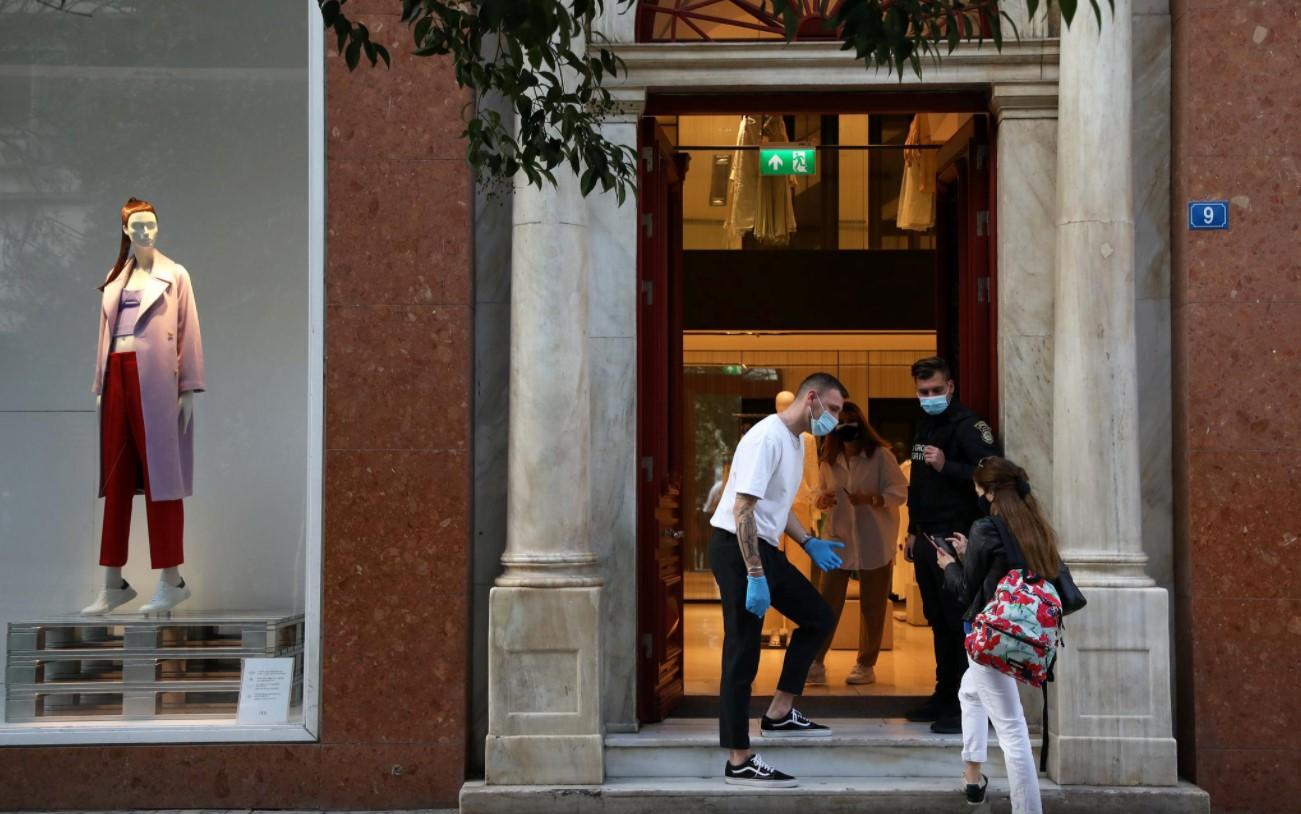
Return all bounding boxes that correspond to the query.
[898,114,938,231]
[94,251,205,501]
[724,115,798,246]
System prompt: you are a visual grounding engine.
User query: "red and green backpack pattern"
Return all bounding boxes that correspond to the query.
[964,568,1063,687]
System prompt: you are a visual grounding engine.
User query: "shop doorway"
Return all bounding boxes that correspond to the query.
[636,95,997,724]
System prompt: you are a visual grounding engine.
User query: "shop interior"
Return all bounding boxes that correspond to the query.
[651,110,986,712]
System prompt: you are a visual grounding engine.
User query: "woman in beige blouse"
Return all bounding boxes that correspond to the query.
[806,401,909,686]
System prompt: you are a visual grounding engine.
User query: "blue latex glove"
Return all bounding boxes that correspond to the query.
[804,537,845,571]
[745,575,771,618]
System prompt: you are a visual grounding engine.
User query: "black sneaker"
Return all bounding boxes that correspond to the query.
[904,695,947,722]
[965,773,988,804]
[930,712,962,734]
[759,707,832,738]
[724,752,798,788]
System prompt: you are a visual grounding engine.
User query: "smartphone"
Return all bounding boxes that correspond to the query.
[924,532,957,558]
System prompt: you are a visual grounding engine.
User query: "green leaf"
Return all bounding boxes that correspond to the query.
[580,167,597,197]
[345,38,361,71]
[1059,0,1079,25]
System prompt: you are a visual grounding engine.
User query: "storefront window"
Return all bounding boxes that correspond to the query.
[0,1,321,741]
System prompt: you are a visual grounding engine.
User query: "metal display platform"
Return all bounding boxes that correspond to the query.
[5,611,304,722]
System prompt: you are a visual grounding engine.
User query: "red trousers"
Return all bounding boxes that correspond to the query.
[100,352,184,568]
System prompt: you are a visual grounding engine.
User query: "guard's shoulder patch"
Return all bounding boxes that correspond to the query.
[974,421,995,445]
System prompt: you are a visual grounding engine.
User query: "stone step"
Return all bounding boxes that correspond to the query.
[604,717,1032,778]
[460,777,1211,814]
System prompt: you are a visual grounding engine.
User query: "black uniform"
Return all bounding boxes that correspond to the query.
[907,400,1001,708]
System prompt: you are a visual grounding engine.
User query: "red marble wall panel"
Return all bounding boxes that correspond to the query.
[0,7,473,809]
[1172,2,1301,812]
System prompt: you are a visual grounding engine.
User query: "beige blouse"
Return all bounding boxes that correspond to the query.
[818,448,909,571]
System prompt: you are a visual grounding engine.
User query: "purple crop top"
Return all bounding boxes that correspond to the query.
[113,289,144,338]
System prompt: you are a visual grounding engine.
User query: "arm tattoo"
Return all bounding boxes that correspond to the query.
[734,495,764,577]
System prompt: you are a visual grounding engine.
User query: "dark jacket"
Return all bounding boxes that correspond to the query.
[942,517,1009,622]
[907,400,1001,533]
[944,516,1074,622]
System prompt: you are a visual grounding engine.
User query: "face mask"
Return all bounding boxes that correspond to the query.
[834,424,862,442]
[810,393,838,437]
[919,394,950,416]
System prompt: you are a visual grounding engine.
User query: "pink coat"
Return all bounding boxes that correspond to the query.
[94,251,205,501]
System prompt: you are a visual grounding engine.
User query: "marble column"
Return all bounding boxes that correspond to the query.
[1049,0,1177,785]
[485,164,604,784]
[587,92,645,733]
[991,82,1058,520]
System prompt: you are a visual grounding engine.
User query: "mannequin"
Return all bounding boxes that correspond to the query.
[81,197,205,616]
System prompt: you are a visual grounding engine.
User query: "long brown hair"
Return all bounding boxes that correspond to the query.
[98,197,157,292]
[974,456,1061,579]
[819,401,889,465]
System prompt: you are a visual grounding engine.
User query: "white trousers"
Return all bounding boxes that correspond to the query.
[959,657,1043,814]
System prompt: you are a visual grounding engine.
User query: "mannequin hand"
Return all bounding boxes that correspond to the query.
[745,575,771,618]
[804,537,844,571]
[179,391,194,432]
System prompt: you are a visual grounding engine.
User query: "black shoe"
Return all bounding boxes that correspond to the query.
[930,712,963,734]
[965,773,989,804]
[904,695,947,722]
[724,753,799,787]
[760,707,832,738]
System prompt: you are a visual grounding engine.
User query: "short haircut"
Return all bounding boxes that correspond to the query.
[911,356,952,382]
[795,372,849,399]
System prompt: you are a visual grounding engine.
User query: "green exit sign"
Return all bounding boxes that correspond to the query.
[720,364,745,376]
[759,146,816,176]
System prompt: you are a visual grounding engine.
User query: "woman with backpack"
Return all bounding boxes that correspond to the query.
[933,456,1076,814]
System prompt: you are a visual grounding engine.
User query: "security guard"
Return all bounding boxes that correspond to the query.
[903,356,1001,734]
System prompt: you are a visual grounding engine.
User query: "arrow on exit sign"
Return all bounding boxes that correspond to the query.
[759,146,816,176]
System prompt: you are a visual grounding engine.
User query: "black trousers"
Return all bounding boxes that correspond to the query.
[709,528,836,749]
[912,525,969,706]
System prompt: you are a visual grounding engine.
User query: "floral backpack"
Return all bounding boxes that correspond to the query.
[964,519,1064,688]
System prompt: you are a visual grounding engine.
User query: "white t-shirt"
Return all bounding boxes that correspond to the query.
[710,414,806,547]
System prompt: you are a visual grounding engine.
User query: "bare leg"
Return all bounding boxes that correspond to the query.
[963,760,983,784]
[766,689,796,720]
[729,748,753,765]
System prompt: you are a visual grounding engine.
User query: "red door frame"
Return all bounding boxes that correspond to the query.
[636,120,688,723]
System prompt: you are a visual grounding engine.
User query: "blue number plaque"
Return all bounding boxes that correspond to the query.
[1188,201,1229,230]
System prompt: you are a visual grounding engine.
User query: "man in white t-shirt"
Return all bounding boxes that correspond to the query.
[709,373,849,788]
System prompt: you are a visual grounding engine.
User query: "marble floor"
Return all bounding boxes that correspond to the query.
[684,602,935,697]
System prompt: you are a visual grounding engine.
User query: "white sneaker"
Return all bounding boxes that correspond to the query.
[846,664,876,685]
[806,662,827,686]
[138,579,191,614]
[80,582,138,616]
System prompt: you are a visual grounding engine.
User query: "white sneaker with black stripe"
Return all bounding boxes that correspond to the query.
[723,752,798,787]
[759,707,832,738]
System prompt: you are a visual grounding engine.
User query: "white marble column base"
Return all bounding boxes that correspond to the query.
[486,586,604,785]
[1047,586,1177,786]
[485,733,604,785]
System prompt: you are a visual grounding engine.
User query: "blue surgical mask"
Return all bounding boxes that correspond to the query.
[811,393,838,437]
[920,394,950,416]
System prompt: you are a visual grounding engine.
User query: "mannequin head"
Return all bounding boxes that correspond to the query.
[125,210,159,249]
[98,197,159,292]
[775,390,795,413]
